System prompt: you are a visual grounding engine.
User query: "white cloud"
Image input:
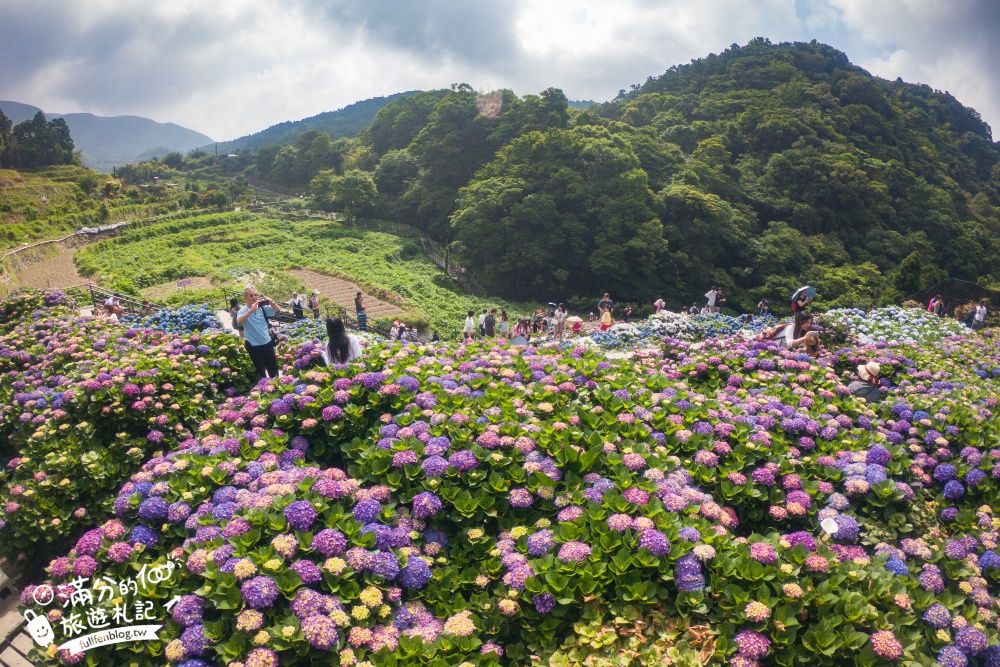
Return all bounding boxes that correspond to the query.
[0,0,997,139]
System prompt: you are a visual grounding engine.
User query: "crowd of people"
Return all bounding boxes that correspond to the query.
[463,303,582,342]
[94,280,993,391]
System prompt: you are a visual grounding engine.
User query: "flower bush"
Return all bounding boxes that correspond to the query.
[122,304,221,334]
[579,312,779,349]
[9,289,1000,666]
[0,289,256,565]
[824,306,968,345]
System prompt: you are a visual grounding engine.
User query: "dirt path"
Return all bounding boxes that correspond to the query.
[13,247,84,289]
[141,277,215,299]
[287,269,406,319]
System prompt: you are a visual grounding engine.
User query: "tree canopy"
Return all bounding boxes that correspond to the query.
[356,39,1000,311]
[0,110,79,169]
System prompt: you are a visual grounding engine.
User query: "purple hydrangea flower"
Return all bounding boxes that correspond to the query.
[353,498,381,524]
[311,529,346,557]
[302,614,338,649]
[241,576,279,609]
[557,541,591,563]
[171,595,205,627]
[399,557,432,589]
[284,500,318,531]
[638,530,671,556]
[534,593,556,613]
[412,491,443,519]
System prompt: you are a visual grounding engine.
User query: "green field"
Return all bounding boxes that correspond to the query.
[74,211,530,336]
[0,166,187,251]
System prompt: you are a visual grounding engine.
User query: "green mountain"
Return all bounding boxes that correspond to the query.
[341,39,1000,311]
[213,92,419,153]
[0,101,214,173]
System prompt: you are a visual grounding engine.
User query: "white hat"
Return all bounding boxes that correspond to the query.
[857,361,881,383]
[312,289,319,294]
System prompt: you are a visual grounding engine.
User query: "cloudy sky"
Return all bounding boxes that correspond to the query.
[1,0,998,142]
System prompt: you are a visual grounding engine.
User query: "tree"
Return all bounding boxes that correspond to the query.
[891,251,924,297]
[5,111,77,168]
[0,108,10,164]
[162,152,185,170]
[310,169,377,224]
[450,127,665,299]
[373,150,419,197]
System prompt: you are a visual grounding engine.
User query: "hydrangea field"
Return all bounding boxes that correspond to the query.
[3,289,1000,667]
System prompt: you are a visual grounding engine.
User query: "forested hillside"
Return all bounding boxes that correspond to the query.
[353,40,1000,310]
[126,40,1000,312]
[215,92,417,154]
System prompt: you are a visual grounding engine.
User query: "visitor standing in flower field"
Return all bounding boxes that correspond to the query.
[289,292,306,320]
[552,304,567,340]
[479,308,488,338]
[974,301,988,331]
[309,290,320,319]
[600,307,613,331]
[228,297,244,339]
[484,308,497,337]
[235,285,282,379]
[498,309,510,338]
[848,361,884,403]
[323,316,362,364]
[704,287,718,312]
[463,310,476,341]
[355,291,365,316]
[933,294,945,317]
[713,288,726,313]
[598,292,614,317]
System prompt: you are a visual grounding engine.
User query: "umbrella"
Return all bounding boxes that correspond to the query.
[790,286,817,302]
[509,335,528,346]
[566,316,584,323]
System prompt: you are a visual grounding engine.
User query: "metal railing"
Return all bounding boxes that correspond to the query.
[88,285,162,317]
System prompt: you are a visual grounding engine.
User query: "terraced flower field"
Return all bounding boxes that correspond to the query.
[73,212,529,336]
[2,288,1000,667]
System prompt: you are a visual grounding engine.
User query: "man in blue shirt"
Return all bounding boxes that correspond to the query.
[235,285,283,378]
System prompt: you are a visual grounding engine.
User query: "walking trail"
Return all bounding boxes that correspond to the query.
[287,269,406,319]
[10,247,83,289]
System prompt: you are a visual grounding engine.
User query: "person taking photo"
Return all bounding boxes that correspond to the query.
[236,285,282,379]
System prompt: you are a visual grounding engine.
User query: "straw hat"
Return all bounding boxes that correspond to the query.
[312,289,319,295]
[857,361,881,383]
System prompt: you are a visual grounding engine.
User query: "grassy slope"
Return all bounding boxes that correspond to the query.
[75,212,533,337]
[0,166,94,248]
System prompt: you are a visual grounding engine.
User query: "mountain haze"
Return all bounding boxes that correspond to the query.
[0,101,214,173]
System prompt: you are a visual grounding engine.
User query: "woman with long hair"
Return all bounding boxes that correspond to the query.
[323,317,362,365]
[775,310,820,356]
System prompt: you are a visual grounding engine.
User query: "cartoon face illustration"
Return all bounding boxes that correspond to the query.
[25,610,55,647]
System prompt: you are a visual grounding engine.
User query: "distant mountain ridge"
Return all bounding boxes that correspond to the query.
[211,93,420,153]
[0,100,214,173]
